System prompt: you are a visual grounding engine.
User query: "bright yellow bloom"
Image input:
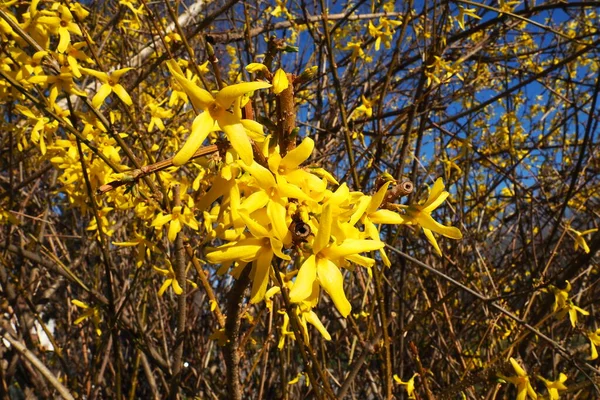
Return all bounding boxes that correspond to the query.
[153,261,181,296]
[289,202,384,317]
[206,213,290,304]
[166,59,271,165]
[457,6,481,30]
[550,281,589,327]
[151,203,199,242]
[353,95,374,118]
[79,66,134,108]
[568,227,597,253]
[537,373,567,400]
[393,373,418,399]
[587,328,600,360]
[498,358,538,400]
[37,5,82,52]
[396,178,462,256]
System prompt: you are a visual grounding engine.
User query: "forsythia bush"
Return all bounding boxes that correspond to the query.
[0,0,598,399]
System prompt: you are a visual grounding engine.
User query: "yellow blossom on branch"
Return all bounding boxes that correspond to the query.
[568,227,598,253]
[166,59,271,165]
[79,66,134,108]
[395,178,462,256]
[498,358,538,400]
[537,373,567,400]
[393,373,418,399]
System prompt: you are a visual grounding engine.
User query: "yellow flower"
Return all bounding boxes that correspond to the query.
[537,373,567,400]
[353,95,374,118]
[456,6,481,30]
[586,329,600,360]
[289,202,384,317]
[37,5,82,52]
[550,281,589,327]
[393,373,418,399]
[498,358,538,400]
[568,227,598,253]
[153,261,182,296]
[112,230,157,268]
[349,181,405,266]
[151,203,199,242]
[71,299,102,336]
[396,178,462,256]
[152,260,196,297]
[166,59,271,165]
[206,214,290,304]
[79,66,134,108]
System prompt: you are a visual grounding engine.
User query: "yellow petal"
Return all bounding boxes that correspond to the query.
[166,60,214,110]
[422,178,449,212]
[249,250,273,304]
[206,239,263,263]
[289,255,317,303]
[417,213,462,239]
[220,112,253,165]
[281,137,314,170]
[216,81,272,109]
[313,205,332,254]
[317,258,351,317]
[241,161,276,189]
[325,239,384,258]
[305,310,332,340]
[423,228,442,257]
[245,63,269,73]
[368,181,392,213]
[57,28,70,53]
[112,84,133,106]
[369,209,405,224]
[509,357,527,377]
[80,67,109,82]
[110,67,133,80]
[173,111,215,166]
[268,200,289,242]
[272,68,289,95]
[91,84,112,108]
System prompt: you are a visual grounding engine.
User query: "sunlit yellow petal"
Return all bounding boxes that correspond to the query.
[368,181,392,213]
[272,68,289,94]
[112,84,133,105]
[423,228,442,256]
[173,111,215,166]
[317,258,351,317]
[268,200,289,241]
[220,112,253,165]
[369,209,405,224]
[166,60,214,110]
[417,213,462,239]
[313,205,332,254]
[240,191,270,214]
[249,249,273,304]
[91,84,112,108]
[157,279,171,296]
[289,255,317,303]
[325,239,384,258]
[242,161,276,189]
[305,310,331,340]
[206,239,263,263]
[509,358,527,377]
[216,81,271,109]
[280,137,314,170]
[110,67,133,80]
